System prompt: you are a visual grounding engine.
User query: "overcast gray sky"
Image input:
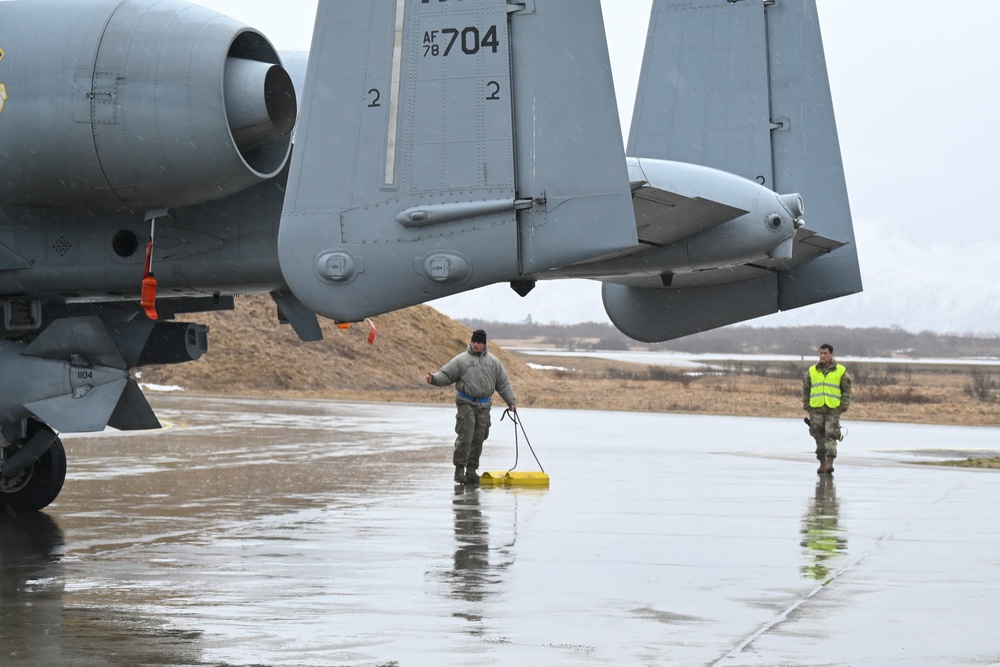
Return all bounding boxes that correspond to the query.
[198,0,1000,335]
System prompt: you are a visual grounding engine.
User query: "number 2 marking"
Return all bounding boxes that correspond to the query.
[368,88,381,107]
[487,81,501,100]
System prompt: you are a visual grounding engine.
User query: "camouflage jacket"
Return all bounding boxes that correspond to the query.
[430,344,516,407]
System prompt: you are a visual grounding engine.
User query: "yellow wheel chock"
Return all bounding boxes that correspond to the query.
[480,410,550,487]
[480,470,550,487]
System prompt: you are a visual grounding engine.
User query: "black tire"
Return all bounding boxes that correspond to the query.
[1,432,67,513]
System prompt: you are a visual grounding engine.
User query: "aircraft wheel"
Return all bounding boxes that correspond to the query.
[1,426,67,513]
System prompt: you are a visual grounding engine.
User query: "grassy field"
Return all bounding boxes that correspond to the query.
[501,350,1000,428]
[925,457,1000,468]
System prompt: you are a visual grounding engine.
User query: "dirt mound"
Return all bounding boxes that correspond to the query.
[139,294,530,396]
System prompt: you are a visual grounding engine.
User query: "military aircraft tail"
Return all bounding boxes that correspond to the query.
[604,0,861,342]
[277,0,638,323]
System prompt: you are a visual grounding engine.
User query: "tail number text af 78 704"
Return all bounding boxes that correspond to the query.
[423,26,499,57]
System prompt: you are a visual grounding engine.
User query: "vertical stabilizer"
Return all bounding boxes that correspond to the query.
[279,0,517,322]
[627,0,771,182]
[278,0,635,322]
[614,0,860,340]
[509,1,637,274]
[767,0,862,308]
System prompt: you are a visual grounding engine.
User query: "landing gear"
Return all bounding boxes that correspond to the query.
[1,421,67,512]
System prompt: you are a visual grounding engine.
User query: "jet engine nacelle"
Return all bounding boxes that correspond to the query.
[629,158,801,269]
[0,0,296,212]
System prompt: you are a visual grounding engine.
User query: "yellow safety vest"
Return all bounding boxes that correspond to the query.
[809,364,846,408]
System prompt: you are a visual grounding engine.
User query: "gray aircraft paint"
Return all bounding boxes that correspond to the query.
[0,0,859,510]
[277,0,638,323]
[603,0,861,342]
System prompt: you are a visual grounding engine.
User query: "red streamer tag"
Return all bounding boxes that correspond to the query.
[140,241,158,320]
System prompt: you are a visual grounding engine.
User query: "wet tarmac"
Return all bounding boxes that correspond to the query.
[3,395,999,666]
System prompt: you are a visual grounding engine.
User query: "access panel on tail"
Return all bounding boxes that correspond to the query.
[605,0,861,342]
[279,0,637,323]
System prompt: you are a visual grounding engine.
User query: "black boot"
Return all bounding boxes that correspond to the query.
[465,468,480,485]
[454,465,466,483]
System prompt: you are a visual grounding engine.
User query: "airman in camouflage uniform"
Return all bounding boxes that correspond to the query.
[803,344,851,475]
[427,329,517,485]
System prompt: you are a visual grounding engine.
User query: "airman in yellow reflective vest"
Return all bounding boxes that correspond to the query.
[802,344,852,475]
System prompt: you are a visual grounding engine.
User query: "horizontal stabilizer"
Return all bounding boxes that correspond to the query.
[632,186,747,247]
[26,378,129,433]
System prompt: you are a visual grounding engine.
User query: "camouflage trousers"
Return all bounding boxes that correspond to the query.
[807,408,842,460]
[453,402,492,470]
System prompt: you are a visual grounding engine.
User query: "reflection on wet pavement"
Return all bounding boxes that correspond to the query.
[801,477,847,581]
[2,395,1000,666]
